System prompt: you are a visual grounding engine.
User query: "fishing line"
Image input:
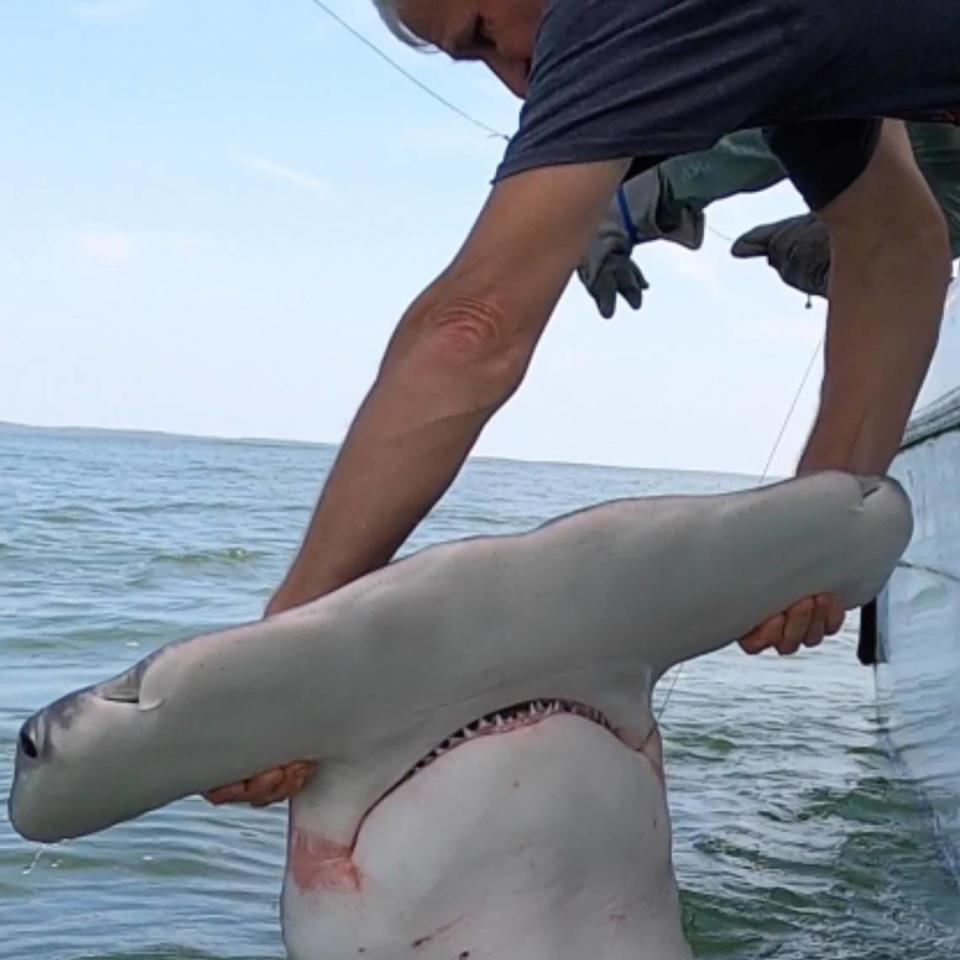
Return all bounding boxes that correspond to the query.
[707,224,734,244]
[657,327,824,722]
[305,0,509,141]
[757,335,824,486]
[655,664,685,722]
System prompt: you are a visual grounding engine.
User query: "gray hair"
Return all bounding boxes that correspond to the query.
[371,0,428,48]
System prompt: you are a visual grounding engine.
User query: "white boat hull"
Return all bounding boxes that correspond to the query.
[874,280,960,878]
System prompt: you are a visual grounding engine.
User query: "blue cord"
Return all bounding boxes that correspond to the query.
[616,186,642,246]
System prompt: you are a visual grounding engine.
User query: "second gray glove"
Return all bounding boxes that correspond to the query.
[731,213,831,299]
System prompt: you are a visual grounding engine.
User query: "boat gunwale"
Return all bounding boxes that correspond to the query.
[901,387,960,450]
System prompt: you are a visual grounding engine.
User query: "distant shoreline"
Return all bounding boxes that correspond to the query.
[0,419,761,481]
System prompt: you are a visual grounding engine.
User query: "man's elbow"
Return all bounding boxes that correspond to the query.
[385,293,539,412]
[831,199,952,292]
[894,202,952,280]
[892,207,952,302]
[822,121,953,290]
[917,208,952,286]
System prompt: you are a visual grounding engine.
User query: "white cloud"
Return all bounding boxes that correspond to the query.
[66,0,151,21]
[74,227,211,267]
[77,228,135,265]
[238,155,328,199]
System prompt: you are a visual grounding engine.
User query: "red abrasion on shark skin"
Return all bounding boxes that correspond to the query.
[289,832,363,894]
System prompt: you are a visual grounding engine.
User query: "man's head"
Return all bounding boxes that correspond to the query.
[373,0,544,97]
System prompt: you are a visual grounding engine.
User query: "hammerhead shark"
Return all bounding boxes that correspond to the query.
[9,472,911,959]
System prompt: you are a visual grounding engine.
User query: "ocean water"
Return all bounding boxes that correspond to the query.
[1,423,957,960]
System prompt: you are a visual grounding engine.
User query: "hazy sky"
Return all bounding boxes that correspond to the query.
[2,0,840,474]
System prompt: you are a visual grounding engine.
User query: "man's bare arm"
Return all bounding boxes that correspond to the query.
[267,160,629,616]
[799,120,952,476]
[742,120,952,658]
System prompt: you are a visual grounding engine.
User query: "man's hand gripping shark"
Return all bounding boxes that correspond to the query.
[9,472,912,960]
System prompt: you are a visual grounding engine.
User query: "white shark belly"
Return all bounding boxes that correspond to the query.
[283,715,691,960]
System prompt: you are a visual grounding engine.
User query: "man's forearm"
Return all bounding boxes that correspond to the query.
[798,230,947,476]
[268,161,628,614]
[798,122,952,476]
[269,290,535,612]
[269,391,487,610]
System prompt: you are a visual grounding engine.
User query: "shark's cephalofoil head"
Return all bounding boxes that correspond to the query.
[9,474,912,851]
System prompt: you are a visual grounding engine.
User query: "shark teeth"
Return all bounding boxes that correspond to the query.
[405,700,616,779]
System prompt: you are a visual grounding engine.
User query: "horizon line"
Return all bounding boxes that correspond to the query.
[0,419,760,480]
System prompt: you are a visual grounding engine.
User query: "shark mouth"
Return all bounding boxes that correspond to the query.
[288,701,645,896]
[402,699,621,785]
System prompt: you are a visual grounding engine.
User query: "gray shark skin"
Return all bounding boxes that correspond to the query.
[8,473,912,960]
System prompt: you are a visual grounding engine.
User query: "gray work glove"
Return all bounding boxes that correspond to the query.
[578,184,651,319]
[578,237,649,319]
[578,167,709,319]
[731,213,831,298]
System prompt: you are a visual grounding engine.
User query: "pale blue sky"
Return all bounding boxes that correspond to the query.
[1,0,833,474]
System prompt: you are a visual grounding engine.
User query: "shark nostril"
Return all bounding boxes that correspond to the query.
[19,725,39,760]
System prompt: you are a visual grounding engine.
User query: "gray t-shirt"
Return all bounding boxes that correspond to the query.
[497,0,960,210]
